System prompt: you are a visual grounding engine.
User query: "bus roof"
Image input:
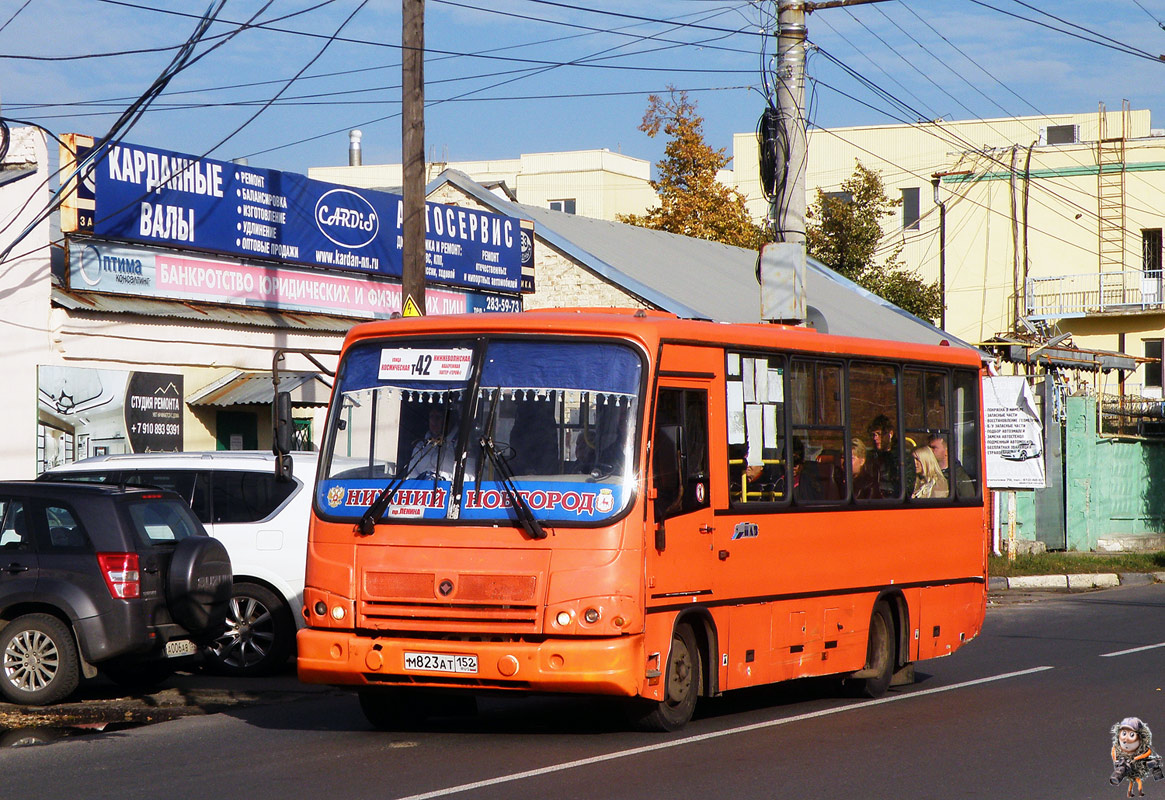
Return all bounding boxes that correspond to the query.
[342,309,982,368]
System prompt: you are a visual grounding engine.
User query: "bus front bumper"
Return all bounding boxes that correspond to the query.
[297,628,643,697]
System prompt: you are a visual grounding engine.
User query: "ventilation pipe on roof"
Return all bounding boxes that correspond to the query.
[349,129,363,166]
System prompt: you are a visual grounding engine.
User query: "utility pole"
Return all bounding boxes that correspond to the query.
[767,0,892,311]
[401,0,425,317]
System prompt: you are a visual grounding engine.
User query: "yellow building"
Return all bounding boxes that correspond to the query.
[310,148,657,223]
[733,107,1165,399]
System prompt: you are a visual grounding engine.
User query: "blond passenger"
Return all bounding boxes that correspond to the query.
[911,445,949,499]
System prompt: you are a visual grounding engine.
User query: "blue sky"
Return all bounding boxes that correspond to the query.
[3,0,1165,179]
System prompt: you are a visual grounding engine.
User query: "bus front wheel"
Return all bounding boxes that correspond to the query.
[632,624,701,732]
[845,601,895,699]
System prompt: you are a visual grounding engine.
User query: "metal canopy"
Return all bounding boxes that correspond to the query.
[187,370,332,407]
[987,341,1140,373]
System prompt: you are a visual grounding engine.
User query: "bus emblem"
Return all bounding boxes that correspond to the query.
[595,489,615,514]
[326,485,346,508]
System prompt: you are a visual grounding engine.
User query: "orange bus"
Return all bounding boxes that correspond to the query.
[295,308,988,730]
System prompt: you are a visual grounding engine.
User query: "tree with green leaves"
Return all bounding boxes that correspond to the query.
[618,88,765,250]
[806,161,943,321]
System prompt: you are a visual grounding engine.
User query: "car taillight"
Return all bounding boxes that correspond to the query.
[97,552,141,599]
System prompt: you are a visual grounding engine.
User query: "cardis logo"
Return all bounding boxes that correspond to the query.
[315,188,378,249]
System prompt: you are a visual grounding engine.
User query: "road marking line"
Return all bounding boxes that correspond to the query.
[392,665,1054,800]
[1100,641,1165,658]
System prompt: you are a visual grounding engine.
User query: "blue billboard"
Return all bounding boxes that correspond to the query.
[91,142,522,293]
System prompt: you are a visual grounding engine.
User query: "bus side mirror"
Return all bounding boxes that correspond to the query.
[274,391,293,455]
[274,391,294,481]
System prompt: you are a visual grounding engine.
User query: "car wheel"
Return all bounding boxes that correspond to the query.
[0,614,81,705]
[166,536,233,641]
[205,582,294,677]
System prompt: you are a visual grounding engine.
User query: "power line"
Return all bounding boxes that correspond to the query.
[0,0,34,34]
[965,0,1165,63]
[431,0,757,58]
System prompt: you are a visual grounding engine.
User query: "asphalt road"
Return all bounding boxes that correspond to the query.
[2,584,1163,800]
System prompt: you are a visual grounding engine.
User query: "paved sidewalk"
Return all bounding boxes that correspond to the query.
[988,571,1165,592]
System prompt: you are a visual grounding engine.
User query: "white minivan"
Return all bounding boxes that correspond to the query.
[43,451,315,677]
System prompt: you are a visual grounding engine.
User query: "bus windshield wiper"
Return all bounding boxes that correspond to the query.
[478,434,547,540]
[356,439,437,536]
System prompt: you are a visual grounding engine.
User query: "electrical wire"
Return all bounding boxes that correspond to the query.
[431,0,757,58]
[812,44,1159,237]
[6,2,755,114]
[965,0,1165,63]
[889,1,1165,221]
[240,2,757,160]
[0,0,34,34]
[0,1,237,258]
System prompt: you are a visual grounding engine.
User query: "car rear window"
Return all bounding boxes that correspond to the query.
[124,498,204,546]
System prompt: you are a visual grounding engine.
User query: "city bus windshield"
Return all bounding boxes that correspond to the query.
[317,337,643,525]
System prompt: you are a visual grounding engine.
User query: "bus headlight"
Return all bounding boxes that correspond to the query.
[555,611,572,627]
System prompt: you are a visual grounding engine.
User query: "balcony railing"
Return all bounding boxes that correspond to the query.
[1026,270,1164,319]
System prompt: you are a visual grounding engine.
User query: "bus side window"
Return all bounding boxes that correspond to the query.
[653,388,709,521]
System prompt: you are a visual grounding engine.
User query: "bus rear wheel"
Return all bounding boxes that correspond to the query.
[632,624,701,732]
[846,601,895,699]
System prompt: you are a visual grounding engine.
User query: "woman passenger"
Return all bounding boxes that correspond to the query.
[911,445,949,499]
[851,437,881,500]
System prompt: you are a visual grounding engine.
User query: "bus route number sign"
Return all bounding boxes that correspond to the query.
[378,348,474,382]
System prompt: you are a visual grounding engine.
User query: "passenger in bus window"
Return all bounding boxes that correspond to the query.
[408,406,459,480]
[743,449,785,501]
[850,438,882,500]
[928,433,974,498]
[793,439,835,503]
[868,414,901,497]
[911,445,948,499]
[508,398,560,476]
[571,434,595,474]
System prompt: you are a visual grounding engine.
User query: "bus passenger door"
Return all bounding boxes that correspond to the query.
[646,385,718,603]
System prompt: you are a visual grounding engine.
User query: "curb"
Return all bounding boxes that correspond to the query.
[991,572,1164,591]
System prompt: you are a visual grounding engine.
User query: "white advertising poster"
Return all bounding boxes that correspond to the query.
[983,376,1046,489]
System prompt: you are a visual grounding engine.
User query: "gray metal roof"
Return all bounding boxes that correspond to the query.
[430,169,973,349]
[52,285,356,332]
